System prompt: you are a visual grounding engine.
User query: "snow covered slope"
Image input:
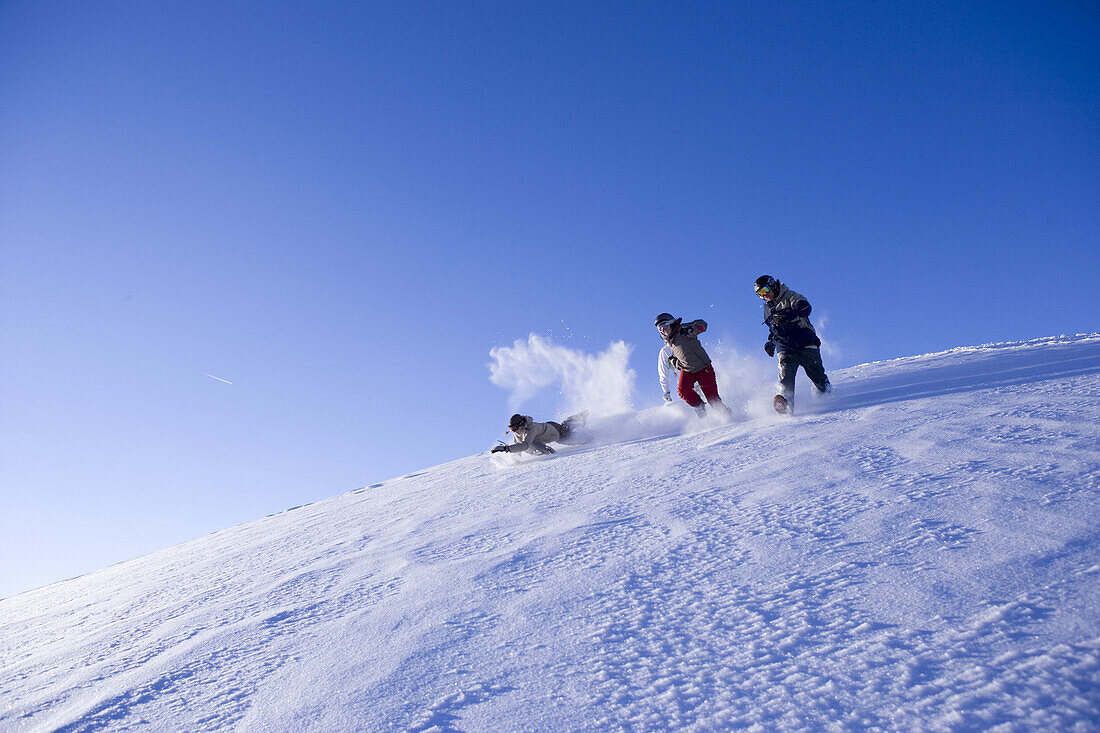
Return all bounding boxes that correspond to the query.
[2,335,1099,732]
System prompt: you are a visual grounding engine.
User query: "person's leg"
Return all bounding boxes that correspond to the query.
[695,365,730,416]
[551,420,587,445]
[677,370,703,407]
[776,351,798,407]
[800,346,831,393]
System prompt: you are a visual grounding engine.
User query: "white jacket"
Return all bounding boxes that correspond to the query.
[658,344,678,398]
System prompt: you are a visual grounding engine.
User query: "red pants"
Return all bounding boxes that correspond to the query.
[678,364,722,407]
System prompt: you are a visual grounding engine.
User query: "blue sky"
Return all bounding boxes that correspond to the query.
[2,0,1097,599]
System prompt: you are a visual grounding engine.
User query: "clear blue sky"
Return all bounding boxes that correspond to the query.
[2,1,1097,599]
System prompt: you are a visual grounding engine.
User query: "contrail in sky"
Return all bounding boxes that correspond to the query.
[203,373,234,385]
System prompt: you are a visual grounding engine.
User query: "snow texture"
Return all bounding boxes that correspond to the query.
[2,335,1099,732]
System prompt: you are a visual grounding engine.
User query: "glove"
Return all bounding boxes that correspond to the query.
[663,392,673,404]
[491,445,508,453]
[764,341,775,358]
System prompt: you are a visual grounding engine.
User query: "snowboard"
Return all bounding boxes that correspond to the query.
[562,410,588,429]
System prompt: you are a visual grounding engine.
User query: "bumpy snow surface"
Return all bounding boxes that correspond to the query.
[3,336,1099,732]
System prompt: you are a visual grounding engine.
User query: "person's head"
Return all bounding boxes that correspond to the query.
[654,312,675,338]
[754,275,778,301]
[508,414,526,432]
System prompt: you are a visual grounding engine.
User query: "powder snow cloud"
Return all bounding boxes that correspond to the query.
[488,334,636,417]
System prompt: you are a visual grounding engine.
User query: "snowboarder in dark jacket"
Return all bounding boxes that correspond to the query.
[654,313,730,418]
[755,275,831,414]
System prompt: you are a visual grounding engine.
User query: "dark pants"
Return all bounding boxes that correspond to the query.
[777,346,830,400]
[547,421,585,446]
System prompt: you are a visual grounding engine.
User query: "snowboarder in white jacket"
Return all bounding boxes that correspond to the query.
[657,343,708,407]
[654,313,730,418]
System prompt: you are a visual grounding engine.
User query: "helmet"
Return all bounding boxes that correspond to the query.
[754,275,777,297]
[754,275,776,291]
[508,414,526,430]
[654,312,674,326]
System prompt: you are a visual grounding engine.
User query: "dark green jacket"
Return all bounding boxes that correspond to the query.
[763,284,821,351]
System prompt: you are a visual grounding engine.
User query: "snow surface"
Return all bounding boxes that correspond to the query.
[2,335,1099,732]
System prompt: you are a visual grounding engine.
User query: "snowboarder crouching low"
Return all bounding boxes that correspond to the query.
[491,413,587,456]
[754,275,831,414]
[654,313,730,418]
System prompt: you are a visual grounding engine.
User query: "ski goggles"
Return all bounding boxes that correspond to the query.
[656,320,674,337]
[755,285,772,298]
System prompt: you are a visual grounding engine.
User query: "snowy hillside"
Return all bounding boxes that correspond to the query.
[2,335,1099,731]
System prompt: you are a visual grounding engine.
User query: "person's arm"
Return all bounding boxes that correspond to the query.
[658,346,673,399]
[505,422,545,453]
[681,319,707,337]
[504,431,531,453]
[774,294,810,321]
[763,305,782,349]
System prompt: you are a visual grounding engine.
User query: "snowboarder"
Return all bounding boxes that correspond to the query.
[654,313,730,418]
[491,413,588,456]
[754,275,831,414]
